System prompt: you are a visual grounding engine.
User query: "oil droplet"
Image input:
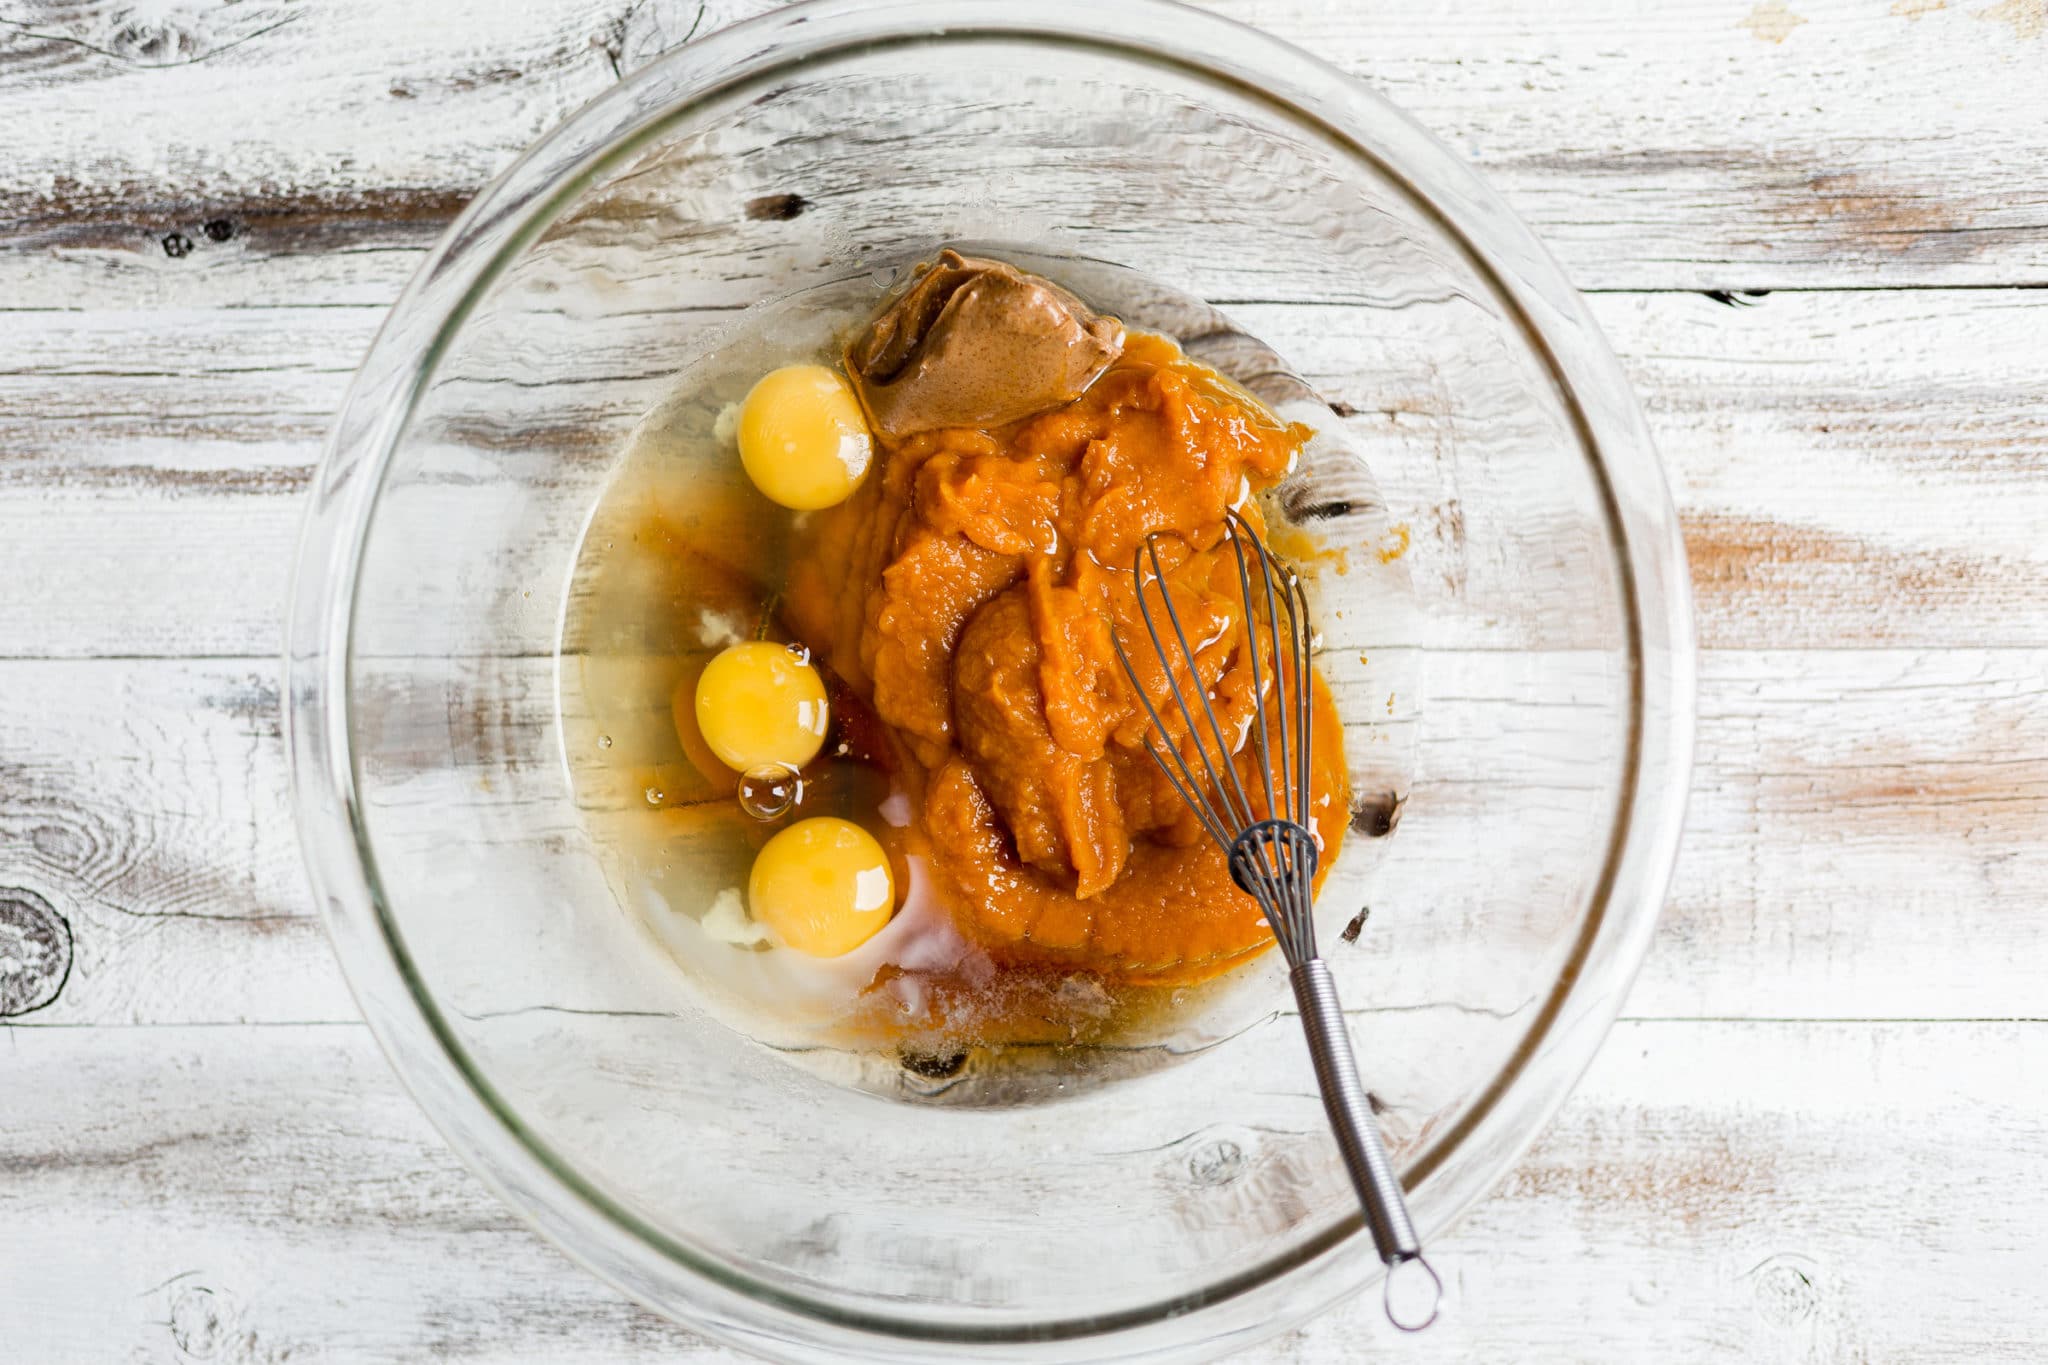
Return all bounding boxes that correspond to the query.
[597,734,613,749]
[644,786,664,806]
[737,763,802,821]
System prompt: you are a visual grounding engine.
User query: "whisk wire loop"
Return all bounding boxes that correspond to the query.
[1224,518,1282,829]
[1109,628,1234,852]
[1136,534,1261,835]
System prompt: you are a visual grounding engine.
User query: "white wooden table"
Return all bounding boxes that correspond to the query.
[5,1,2045,1359]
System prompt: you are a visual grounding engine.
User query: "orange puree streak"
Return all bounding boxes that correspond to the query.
[785,333,1350,986]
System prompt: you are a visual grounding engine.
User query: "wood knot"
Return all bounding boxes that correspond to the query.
[169,1284,224,1358]
[1747,1253,1823,1327]
[162,232,193,258]
[0,889,72,1017]
[745,192,811,221]
[1187,1138,1245,1186]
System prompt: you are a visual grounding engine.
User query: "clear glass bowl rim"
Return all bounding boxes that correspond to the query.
[285,0,1698,1358]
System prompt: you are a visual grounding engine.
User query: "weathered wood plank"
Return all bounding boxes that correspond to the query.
[2,0,2045,312]
[3,1018,2041,1362]
[0,659,353,1025]
[0,1020,721,1363]
[4,6,2042,1358]
[1593,287,2048,650]
[3,288,2046,658]
[1231,0,2048,291]
[3,648,2039,1027]
[1649,647,2048,1020]
[0,0,638,307]
[1289,1018,2048,1364]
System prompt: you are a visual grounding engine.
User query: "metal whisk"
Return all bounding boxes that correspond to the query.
[1112,510,1442,1333]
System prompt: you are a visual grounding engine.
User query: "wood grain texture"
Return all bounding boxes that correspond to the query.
[3,0,2047,307]
[0,659,348,1025]
[5,288,2048,658]
[2,0,2044,1359]
[1597,288,2048,649]
[5,1019,2042,1363]
[3,646,2039,1030]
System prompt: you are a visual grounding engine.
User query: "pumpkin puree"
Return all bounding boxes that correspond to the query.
[786,330,1351,986]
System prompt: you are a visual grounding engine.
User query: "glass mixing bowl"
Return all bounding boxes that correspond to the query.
[286,1,1694,1359]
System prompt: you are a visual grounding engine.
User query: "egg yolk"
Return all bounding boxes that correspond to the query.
[748,817,895,956]
[737,364,873,510]
[693,641,829,772]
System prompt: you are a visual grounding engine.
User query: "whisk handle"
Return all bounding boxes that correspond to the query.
[1292,958,1440,1329]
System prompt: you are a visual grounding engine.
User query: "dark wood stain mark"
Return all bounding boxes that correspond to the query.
[1686,513,1830,587]
[1682,512,2003,625]
[434,416,616,458]
[1678,510,2048,647]
[201,218,236,242]
[1340,905,1370,945]
[1279,484,1358,522]
[1500,147,1759,177]
[1326,399,1362,418]
[0,1103,528,1234]
[0,1127,231,1176]
[0,889,73,1017]
[218,184,475,253]
[1791,170,1968,255]
[0,461,314,497]
[898,1047,969,1079]
[1769,759,2048,825]
[418,1288,692,1357]
[106,905,306,935]
[1351,791,1406,838]
[745,192,811,221]
[3,182,474,256]
[1504,1124,1783,1227]
[1500,147,2004,259]
[448,66,524,92]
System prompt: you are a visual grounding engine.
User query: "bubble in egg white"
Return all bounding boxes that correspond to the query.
[737,763,802,821]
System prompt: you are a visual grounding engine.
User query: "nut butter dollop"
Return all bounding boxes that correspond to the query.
[844,250,1125,436]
